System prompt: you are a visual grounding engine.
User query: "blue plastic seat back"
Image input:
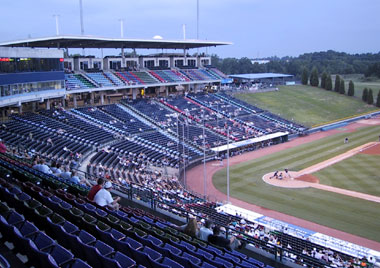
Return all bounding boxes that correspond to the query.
[19,221,39,237]
[163,243,182,256]
[33,232,55,250]
[114,251,136,268]
[45,244,74,266]
[214,257,233,268]
[94,240,114,256]
[78,229,96,244]
[182,252,201,266]
[147,235,163,247]
[6,210,25,227]
[162,257,184,268]
[126,237,143,250]
[143,246,162,261]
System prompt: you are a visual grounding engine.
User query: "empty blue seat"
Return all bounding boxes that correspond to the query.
[62,258,92,268]
[162,257,184,268]
[100,251,136,268]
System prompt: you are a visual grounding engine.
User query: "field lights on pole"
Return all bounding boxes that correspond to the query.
[203,110,207,198]
[227,125,230,203]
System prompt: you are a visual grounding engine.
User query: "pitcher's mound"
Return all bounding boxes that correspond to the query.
[262,171,314,188]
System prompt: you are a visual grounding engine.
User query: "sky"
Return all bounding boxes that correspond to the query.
[1,0,379,58]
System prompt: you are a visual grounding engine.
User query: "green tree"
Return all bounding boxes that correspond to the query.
[376,90,380,107]
[367,89,374,105]
[362,88,368,102]
[339,79,345,94]
[301,68,309,85]
[321,71,327,89]
[325,74,332,90]
[347,80,355,96]
[309,67,319,87]
[334,75,341,92]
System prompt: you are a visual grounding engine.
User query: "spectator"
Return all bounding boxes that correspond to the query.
[183,217,199,237]
[208,225,241,250]
[94,181,120,210]
[47,137,53,146]
[0,139,7,154]
[69,170,81,184]
[60,166,72,180]
[50,161,62,175]
[198,220,213,241]
[87,178,104,201]
[172,217,200,237]
[38,159,52,174]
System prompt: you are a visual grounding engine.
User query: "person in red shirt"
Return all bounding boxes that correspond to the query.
[87,178,104,201]
[0,139,7,154]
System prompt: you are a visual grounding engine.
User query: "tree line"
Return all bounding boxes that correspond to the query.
[211,50,380,78]
[301,67,380,107]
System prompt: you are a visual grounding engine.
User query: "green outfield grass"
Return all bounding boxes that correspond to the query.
[235,85,379,128]
[213,125,380,242]
[314,154,380,197]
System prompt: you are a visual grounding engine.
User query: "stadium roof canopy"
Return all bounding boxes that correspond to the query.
[0,35,232,50]
[229,73,293,80]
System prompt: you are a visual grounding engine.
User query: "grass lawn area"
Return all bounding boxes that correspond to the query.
[340,74,380,99]
[235,85,379,128]
[213,125,380,242]
[313,154,380,197]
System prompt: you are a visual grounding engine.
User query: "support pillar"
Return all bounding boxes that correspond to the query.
[18,105,22,114]
[121,47,125,68]
[165,88,169,97]
[46,99,50,110]
[132,88,138,100]
[90,92,94,105]
[61,96,66,108]
[100,93,105,105]
[31,102,36,112]
[73,95,77,108]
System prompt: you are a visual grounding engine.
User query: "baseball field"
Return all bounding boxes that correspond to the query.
[212,123,380,242]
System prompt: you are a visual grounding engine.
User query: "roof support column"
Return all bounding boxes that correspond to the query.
[121,46,125,68]
[100,92,104,105]
[73,94,77,108]
[46,99,50,110]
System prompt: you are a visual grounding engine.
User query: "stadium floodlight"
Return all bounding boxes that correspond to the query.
[202,109,207,198]
[119,19,124,38]
[182,121,186,188]
[79,0,84,35]
[227,125,230,203]
[53,15,60,36]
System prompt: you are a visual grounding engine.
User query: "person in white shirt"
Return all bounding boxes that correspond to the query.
[198,220,214,241]
[94,181,120,210]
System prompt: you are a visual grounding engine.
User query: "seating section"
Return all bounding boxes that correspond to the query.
[0,113,93,159]
[98,104,155,134]
[132,72,159,84]
[86,72,115,87]
[65,74,96,90]
[66,68,225,89]
[0,155,280,268]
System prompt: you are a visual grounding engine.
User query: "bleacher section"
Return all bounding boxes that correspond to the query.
[0,153,286,268]
[65,68,225,90]
[65,74,96,90]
